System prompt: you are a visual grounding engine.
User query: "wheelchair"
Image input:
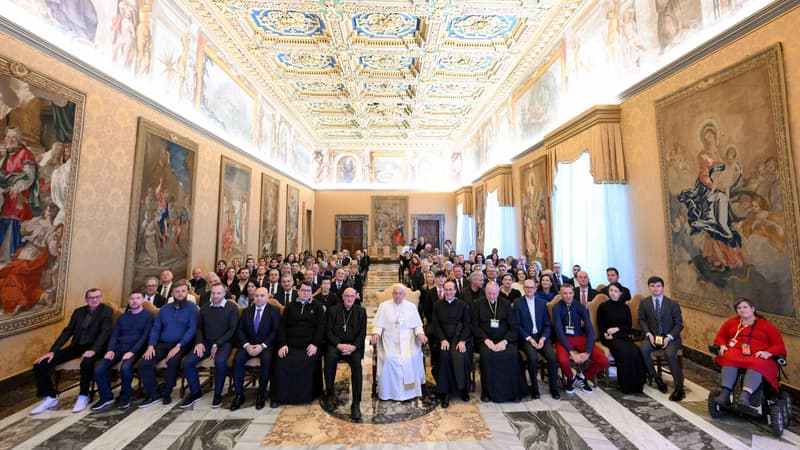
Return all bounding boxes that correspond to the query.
[706,345,793,437]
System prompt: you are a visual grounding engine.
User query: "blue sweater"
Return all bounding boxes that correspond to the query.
[552,300,595,353]
[107,309,154,354]
[149,301,198,347]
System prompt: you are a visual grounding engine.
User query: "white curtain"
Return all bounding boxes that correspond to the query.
[456,202,475,256]
[552,152,635,288]
[484,190,518,258]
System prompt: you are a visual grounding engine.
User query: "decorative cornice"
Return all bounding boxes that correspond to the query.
[543,105,621,149]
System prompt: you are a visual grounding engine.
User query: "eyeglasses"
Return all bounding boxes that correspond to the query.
[86,295,102,300]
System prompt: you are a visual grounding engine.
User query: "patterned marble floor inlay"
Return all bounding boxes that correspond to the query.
[167,419,251,450]
[505,411,591,450]
[121,406,184,450]
[562,390,638,450]
[33,404,139,449]
[324,378,439,424]
[0,417,63,450]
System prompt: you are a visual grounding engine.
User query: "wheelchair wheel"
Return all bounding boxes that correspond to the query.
[769,395,788,437]
[708,391,724,419]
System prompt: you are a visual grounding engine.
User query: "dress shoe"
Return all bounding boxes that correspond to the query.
[654,377,668,393]
[230,394,245,411]
[440,395,449,408]
[351,403,362,422]
[550,390,561,400]
[460,389,470,402]
[255,393,265,410]
[714,387,731,406]
[30,396,59,415]
[270,401,279,409]
[530,388,541,400]
[323,396,335,412]
[669,387,685,402]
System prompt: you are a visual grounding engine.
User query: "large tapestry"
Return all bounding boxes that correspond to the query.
[0,58,84,336]
[124,119,197,298]
[259,174,279,258]
[656,45,800,334]
[285,185,299,254]
[371,196,407,248]
[520,155,552,268]
[474,185,486,254]
[217,157,252,264]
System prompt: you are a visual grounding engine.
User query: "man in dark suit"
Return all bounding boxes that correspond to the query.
[231,287,280,410]
[574,271,599,305]
[638,275,685,401]
[566,264,581,286]
[276,274,298,306]
[265,269,281,297]
[515,279,560,400]
[421,271,447,329]
[411,261,429,292]
[331,268,351,298]
[252,265,269,288]
[142,276,167,308]
[189,267,207,297]
[451,265,467,298]
[323,288,367,420]
[30,288,114,414]
[551,262,570,289]
[600,267,632,302]
[460,271,485,307]
[158,270,174,300]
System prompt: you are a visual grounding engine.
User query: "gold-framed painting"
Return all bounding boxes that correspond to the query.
[124,118,198,299]
[520,154,552,269]
[474,184,486,254]
[217,156,252,264]
[285,185,300,254]
[656,44,800,334]
[371,196,408,248]
[0,57,84,336]
[259,174,279,258]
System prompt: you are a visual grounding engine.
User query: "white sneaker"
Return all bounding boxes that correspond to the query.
[72,395,90,413]
[30,396,58,415]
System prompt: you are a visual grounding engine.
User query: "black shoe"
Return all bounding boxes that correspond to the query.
[230,394,245,411]
[270,401,279,409]
[162,394,172,406]
[323,396,335,412]
[212,395,223,409]
[669,387,685,402]
[737,390,754,408]
[550,390,561,400]
[714,388,731,406]
[460,389,470,402]
[91,397,115,411]
[118,399,131,410]
[139,396,159,409]
[480,395,489,402]
[441,395,449,408]
[530,387,541,400]
[654,377,668,393]
[565,376,576,394]
[179,392,202,409]
[255,393,265,410]
[351,403,362,422]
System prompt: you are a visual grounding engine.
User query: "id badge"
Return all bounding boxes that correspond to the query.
[742,343,751,356]
[490,319,500,329]
[654,335,664,347]
[565,326,575,335]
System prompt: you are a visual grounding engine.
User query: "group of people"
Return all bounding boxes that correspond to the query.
[27,243,788,424]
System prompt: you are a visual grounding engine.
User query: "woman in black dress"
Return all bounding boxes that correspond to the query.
[597,282,645,394]
[498,273,521,305]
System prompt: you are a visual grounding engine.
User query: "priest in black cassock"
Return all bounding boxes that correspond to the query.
[323,288,366,421]
[429,280,471,408]
[473,282,527,402]
[270,281,326,408]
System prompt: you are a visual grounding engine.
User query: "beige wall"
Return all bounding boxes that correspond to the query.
[0,32,314,381]
[313,191,457,252]
[619,8,800,385]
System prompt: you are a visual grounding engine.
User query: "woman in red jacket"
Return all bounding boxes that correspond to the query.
[713,297,786,408]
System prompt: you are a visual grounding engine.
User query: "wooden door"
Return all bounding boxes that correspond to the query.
[417,220,440,251]
[340,220,363,253]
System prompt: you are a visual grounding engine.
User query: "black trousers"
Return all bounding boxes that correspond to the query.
[519,339,559,392]
[324,346,363,402]
[33,344,97,397]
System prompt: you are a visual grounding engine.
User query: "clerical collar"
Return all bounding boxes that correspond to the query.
[445,298,455,303]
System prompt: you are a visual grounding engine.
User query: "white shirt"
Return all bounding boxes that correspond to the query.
[525,296,538,335]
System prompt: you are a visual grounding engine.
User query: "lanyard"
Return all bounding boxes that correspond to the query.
[730,318,757,345]
[566,304,573,327]
[488,300,498,319]
[342,308,353,333]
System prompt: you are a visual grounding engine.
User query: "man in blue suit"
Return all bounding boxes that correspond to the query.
[230,287,281,410]
[515,279,560,400]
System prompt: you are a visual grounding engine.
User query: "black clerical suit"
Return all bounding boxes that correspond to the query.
[313,291,341,310]
[324,303,367,403]
[473,297,527,402]
[271,299,326,405]
[430,298,471,396]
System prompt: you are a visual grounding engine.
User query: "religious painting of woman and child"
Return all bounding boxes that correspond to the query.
[0,57,84,336]
[124,119,197,297]
[657,45,800,332]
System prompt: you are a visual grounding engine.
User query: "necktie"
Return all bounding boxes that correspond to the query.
[581,290,587,305]
[161,285,168,298]
[254,308,262,330]
[457,279,462,291]
[285,292,290,305]
[655,297,663,335]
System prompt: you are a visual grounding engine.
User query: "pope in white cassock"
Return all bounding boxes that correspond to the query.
[370,284,428,401]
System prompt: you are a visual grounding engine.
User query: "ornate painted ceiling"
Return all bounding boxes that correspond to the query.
[189,0,582,148]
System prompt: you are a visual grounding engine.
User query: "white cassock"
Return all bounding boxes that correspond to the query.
[372,299,425,401]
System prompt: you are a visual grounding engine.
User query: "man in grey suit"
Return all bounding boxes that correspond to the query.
[638,276,685,401]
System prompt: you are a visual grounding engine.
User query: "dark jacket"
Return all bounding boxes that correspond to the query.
[51,303,114,354]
